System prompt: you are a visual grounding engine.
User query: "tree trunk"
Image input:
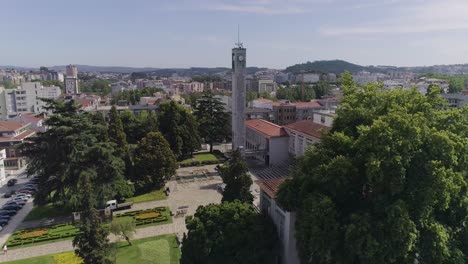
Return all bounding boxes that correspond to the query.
[209,142,214,153]
[125,236,132,245]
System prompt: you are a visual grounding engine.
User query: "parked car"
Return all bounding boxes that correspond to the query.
[5,200,25,207]
[3,193,12,198]
[11,197,28,203]
[17,190,34,195]
[0,210,17,216]
[15,193,32,199]
[6,179,17,187]
[0,219,8,227]
[0,214,11,221]
[21,186,38,191]
[2,204,21,211]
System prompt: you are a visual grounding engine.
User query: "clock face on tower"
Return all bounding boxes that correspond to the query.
[238,55,244,61]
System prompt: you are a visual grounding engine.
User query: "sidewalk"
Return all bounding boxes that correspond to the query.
[0,217,186,262]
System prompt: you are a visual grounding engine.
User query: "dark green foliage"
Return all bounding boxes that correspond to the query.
[285,60,366,74]
[277,81,468,263]
[277,81,330,101]
[181,201,279,264]
[159,101,200,159]
[80,79,111,96]
[180,92,203,108]
[112,87,165,105]
[194,92,230,152]
[108,105,128,153]
[246,91,258,103]
[133,132,177,191]
[22,99,132,209]
[73,171,114,264]
[119,110,159,144]
[421,73,468,93]
[220,150,253,204]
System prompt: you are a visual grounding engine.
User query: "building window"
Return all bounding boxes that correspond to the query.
[321,116,326,123]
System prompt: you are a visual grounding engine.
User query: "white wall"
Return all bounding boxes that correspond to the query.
[269,137,289,165]
[260,191,300,264]
[0,149,6,186]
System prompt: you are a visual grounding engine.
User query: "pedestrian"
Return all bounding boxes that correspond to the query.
[3,245,7,255]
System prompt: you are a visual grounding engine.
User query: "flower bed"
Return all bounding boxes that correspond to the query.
[20,229,48,239]
[135,211,161,220]
[115,206,170,226]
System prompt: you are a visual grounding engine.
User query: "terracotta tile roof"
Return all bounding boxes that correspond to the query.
[0,129,35,142]
[245,107,271,114]
[255,98,273,103]
[0,122,29,133]
[17,114,43,123]
[256,178,287,198]
[291,101,322,109]
[284,120,330,139]
[245,119,288,138]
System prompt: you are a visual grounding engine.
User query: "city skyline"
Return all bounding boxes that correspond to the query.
[3,0,468,68]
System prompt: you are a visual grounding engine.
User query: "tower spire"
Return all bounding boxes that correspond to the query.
[235,24,243,48]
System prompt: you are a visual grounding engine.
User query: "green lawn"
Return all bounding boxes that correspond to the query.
[179,153,218,165]
[24,204,74,221]
[3,235,180,264]
[8,207,172,249]
[127,189,166,203]
[116,234,180,264]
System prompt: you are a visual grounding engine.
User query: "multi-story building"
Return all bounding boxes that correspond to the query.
[258,79,278,94]
[442,91,468,109]
[245,107,274,121]
[295,73,320,83]
[0,82,62,120]
[2,82,61,120]
[0,122,35,169]
[293,101,323,121]
[65,64,79,94]
[245,119,289,166]
[272,102,296,125]
[284,120,330,156]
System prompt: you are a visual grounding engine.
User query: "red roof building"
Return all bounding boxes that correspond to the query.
[245,119,288,138]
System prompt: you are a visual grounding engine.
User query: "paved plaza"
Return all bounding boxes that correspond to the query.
[0,166,223,262]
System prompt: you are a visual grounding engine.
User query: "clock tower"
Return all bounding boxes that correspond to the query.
[231,42,246,152]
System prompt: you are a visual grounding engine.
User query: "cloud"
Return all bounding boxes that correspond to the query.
[319,0,468,35]
[199,0,334,15]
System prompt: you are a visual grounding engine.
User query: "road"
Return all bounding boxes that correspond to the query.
[0,170,36,247]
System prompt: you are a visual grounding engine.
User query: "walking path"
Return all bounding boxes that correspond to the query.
[0,175,222,262]
[0,218,186,262]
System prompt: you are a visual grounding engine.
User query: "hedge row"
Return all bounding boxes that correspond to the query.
[179,159,221,168]
[8,230,83,247]
[116,207,166,218]
[135,216,168,226]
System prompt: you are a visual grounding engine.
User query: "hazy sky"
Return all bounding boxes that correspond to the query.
[2,0,468,69]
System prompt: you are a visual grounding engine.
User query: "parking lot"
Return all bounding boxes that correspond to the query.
[0,170,36,246]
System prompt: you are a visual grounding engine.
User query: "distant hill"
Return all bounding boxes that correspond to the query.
[285,60,367,74]
[48,65,161,73]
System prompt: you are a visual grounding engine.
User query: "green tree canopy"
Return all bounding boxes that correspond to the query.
[108,105,128,153]
[109,218,136,245]
[277,82,468,263]
[133,132,177,191]
[194,92,230,152]
[159,101,200,159]
[22,100,132,209]
[181,201,279,264]
[219,150,253,204]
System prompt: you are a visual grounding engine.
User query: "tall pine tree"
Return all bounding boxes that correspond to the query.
[108,105,128,153]
[194,92,230,152]
[73,170,113,264]
[220,150,253,204]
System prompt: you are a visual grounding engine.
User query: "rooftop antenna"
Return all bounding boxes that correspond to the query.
[235,24,243,48]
